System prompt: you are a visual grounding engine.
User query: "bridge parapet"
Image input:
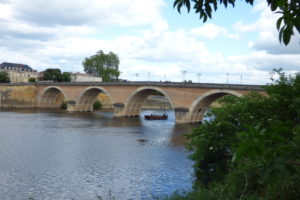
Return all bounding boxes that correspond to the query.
[3,81,264,91]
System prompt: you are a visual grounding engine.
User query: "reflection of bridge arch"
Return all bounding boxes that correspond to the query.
[124,87,175,117]
[75,86,113,112]
[39,86,67,108]
[189,89,242,123]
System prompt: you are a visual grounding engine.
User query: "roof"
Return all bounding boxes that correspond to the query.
[0,62,35,71]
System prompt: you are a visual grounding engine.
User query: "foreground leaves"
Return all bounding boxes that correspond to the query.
[174,0,300,45]
[185,69,300,199]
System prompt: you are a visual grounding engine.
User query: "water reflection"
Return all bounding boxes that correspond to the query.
[0,109,195,200]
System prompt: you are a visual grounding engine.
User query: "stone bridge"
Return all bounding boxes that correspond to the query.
[37,82,263,123]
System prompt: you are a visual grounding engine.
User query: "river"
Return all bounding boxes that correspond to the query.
[0,109,196,200]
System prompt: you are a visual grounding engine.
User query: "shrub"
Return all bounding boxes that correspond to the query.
[0,71,10,83]
[61,101,67,110]
[93,100,102,110]
[28,77,36,83]
[185,69,300,199]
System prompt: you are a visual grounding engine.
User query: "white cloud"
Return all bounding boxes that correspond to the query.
[12,0,165,27]
[233,0,300,55]
[190,23,239,39]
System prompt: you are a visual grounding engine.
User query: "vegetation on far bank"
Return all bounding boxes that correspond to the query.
[93,100,103,110]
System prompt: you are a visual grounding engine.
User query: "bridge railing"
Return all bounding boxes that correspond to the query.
[0,81,264,91]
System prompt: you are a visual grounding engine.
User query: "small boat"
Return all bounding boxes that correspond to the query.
[144,113,168,120]
[144,95,168,120]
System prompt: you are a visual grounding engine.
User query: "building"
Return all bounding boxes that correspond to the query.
[0,62,38,83]
[71,72,102,82]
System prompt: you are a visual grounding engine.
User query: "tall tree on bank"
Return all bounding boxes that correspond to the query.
[82,50,120,82]
[174,0,300,45]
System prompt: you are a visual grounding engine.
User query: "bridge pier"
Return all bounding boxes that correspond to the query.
[113,103,126,116]
[65,101,77,111]
[174,108,202,124]
[65,101,93,112]
[113,103,140,117]
[175,108,191,123]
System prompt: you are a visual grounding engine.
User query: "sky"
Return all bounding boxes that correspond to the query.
[0,0,299,84]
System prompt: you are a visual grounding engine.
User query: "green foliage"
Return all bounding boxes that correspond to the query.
[28,77,36,83]
[152,91,164,96]
[43,68,71,82]
[93,100,102,110]
[183,69,300,199]
[82,50,120,82]
[0,71,10,83]
[173,0,300,45]
[216,94,239,105]
[43,68,62,82]
[61,101,67,110]
[62,72,71,82]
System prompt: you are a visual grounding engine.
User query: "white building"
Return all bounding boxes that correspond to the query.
[0,62,38,83]
[71,73,102,82]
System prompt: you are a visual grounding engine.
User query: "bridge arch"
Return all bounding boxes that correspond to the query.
[189,89,243,123]
[39,86,67,108]
[75,86,113,112]
[124,87,175,117]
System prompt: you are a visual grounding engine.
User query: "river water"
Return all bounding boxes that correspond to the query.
[0,109,196,200]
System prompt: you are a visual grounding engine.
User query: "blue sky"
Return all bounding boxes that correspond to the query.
[0,0,299,84]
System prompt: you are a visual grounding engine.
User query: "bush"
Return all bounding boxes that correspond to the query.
[28,77,36,83]
[0,71,10,83]
[93,100,102,110]
[184,69,300,199]
[61,102,67,110]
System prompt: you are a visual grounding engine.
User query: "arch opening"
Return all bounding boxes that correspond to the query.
[125,88,174,118]
[39,87,66,108]
[189,90,242,123]
[76,87,113,112]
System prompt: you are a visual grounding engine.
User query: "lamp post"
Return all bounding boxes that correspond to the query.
[226,73,229,84]
[135,73,139,81]
[148,72,150,82]
[182,71,187,82]
[240,74,243,84]
[197,73,201,83]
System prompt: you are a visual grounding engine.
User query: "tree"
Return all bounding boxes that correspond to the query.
[183,69,300,199]
[0,71,10,83]
[28,77,36,83]
[43,68,63,82]
[43,68,71,82]
[174,0,300,45]
[82,50,120,82]
[62,72,71,82]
